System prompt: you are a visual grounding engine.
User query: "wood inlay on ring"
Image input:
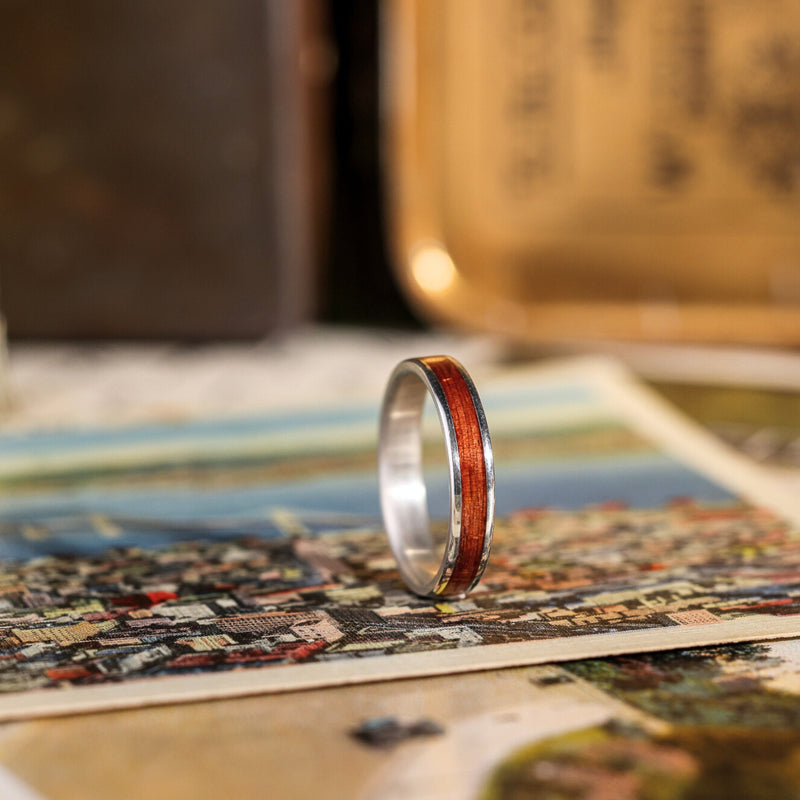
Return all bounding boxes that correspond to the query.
[423,356,488,595]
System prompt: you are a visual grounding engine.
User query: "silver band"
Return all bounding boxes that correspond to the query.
[378,356,495,598]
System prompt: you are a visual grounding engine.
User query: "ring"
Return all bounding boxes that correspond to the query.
[378,356,495,598]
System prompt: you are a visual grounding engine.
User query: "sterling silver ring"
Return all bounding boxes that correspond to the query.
[378,356,495,598]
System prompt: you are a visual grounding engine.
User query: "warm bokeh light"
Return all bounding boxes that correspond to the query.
[410,245,456,293]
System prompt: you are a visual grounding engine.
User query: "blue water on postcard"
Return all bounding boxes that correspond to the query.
[0,451,734,560]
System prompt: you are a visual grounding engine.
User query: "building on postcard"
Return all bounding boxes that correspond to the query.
[216,611,318,636]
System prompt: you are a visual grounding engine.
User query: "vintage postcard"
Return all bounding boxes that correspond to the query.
[5,639,800,800]
[363,638,800,800]
[0,358,799,720]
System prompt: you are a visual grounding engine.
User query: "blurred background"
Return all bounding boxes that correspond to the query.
[0,0,799,463]
[0,0,413,338]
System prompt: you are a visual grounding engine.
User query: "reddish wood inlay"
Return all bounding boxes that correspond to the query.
[423,356,488,594]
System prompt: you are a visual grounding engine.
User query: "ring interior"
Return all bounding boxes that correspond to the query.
[380,368,453,595]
